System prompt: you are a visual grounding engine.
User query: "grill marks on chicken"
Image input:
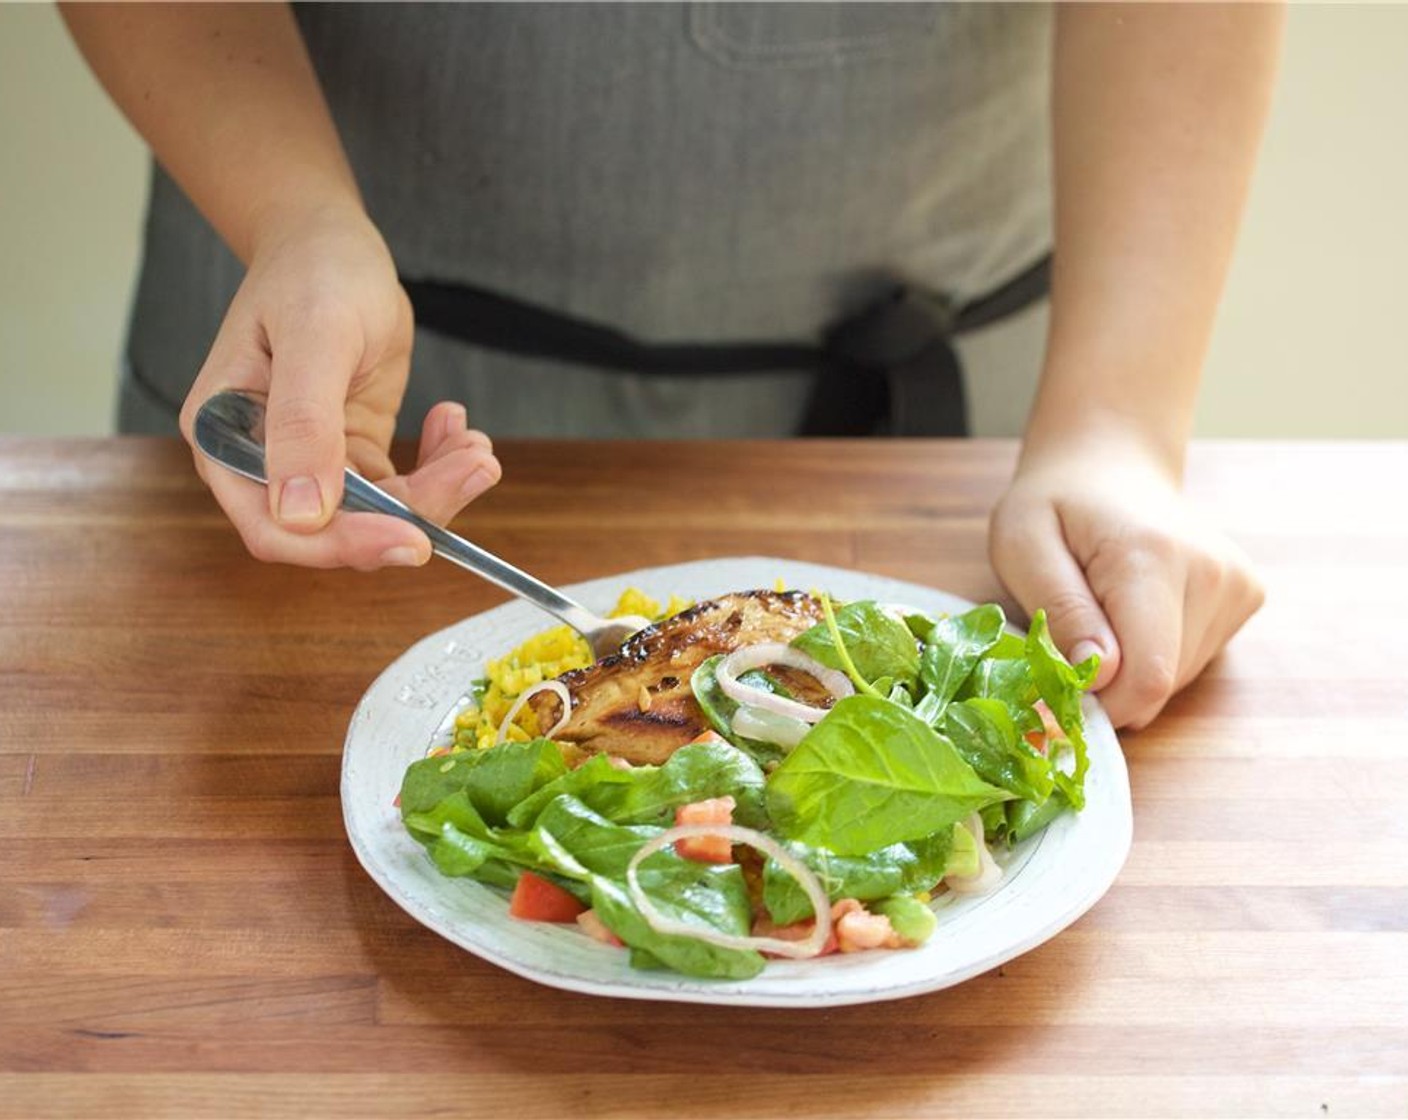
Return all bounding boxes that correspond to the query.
[530,590,825,766]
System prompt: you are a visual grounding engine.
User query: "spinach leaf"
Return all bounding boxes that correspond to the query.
[463,738,568,825]
[765,695,1010,856]
[916,604,1007,720]
[529,795,660,878]
[903,612,938,643]
[531,798,763,980]
[941,697,1054,805]
[403,794,542,892]
[589,870,763,980]
[505,753,637,829]
[762,828,954,925]
[1005,791,1074,845]
[959,657,1041,730]
[512,731,767,831]
[399,739,567,828]
[428,825,521,889]
[792,600,920,690]
[600,739,768,829]
[401,789,492,842]
[691,654,789,769]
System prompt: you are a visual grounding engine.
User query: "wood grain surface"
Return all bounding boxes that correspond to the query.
[1,437,1405,1119]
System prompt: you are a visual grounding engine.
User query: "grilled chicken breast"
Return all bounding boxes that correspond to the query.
[530,589,826,765]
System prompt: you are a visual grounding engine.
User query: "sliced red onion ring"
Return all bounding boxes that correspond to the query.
[495,680,572,745]
[945,812,1003,896]
[715,642,853,725]
[730,705,810,750]
[625,824,832,959]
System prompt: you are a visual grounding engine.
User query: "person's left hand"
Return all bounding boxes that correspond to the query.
[988,432,1264,730]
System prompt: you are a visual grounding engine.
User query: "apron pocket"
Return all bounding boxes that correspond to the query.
[688,2,947,71]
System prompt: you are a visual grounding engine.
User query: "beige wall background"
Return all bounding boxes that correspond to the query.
[1,3,1405,438]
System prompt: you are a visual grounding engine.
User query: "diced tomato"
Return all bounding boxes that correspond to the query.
[673,795,736,863]
[751,913,838,958]
[576,908,625,948]
[832,899,902,953]
[509,871,587,923]
[1026,700,1064,754]
[689,729,730,747]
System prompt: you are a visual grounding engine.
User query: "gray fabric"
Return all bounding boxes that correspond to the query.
[120,2,1053,439]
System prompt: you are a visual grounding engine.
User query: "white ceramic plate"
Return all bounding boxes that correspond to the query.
[342,557,1132,1007]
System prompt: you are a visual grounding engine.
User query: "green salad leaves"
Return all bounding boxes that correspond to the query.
[399,595,1098,980]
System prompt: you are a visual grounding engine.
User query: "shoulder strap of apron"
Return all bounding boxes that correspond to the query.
[402,254,1050,437]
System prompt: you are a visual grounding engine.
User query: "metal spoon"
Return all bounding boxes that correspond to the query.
[192,389,649,658]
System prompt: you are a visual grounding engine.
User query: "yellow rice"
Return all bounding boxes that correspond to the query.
[452,587,693,751]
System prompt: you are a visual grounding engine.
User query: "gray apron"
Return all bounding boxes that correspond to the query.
[120,2,1053,438]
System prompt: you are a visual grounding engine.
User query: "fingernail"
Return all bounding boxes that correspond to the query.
[1070,640,1104,667]
[444,404,467,442]
[380,546,424,568]
[459,465,496,500]
[277,476,324,524]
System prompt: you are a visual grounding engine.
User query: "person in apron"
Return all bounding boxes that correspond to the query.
[61,2,1281,729]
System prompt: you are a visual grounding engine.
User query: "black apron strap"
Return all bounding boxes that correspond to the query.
[402,253,1050,438]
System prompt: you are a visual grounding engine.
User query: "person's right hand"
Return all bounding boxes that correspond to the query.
[178,205,501,570]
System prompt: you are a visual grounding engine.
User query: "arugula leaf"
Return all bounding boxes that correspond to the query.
[1025,611,1098,811]
[915,604,1007,720]
[941,697,1054,805]
[765,695,1010,856]
[792,599,921,691]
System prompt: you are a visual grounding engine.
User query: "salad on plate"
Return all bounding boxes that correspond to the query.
[396,587,1098,981]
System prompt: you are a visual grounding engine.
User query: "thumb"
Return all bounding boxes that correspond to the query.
[990,503,1122,687]
[264,316,359,532]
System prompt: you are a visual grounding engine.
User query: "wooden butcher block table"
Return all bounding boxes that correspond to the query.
[1,436,1404,1118]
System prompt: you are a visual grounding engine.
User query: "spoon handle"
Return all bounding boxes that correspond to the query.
[192,391,602,635]
[338,473,601,633]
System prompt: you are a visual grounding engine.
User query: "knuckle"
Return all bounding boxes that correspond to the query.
[1089,526,1178,582]
[268,397,333,450]
[472,448,502,484]
[283,289,361,336]
[1185,552,1227,602]
[1041,589,1102,634]
[1125,655,1178,711]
